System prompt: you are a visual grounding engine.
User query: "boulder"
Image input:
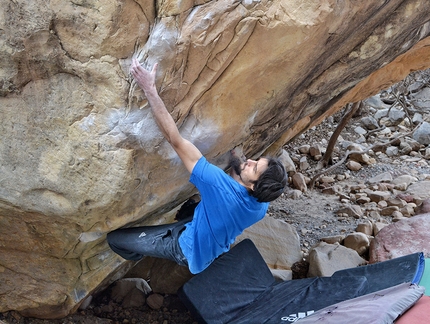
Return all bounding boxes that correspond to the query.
[307,242,366,277]
[121,288,146,309]
[349,152,371,164]
[110,278,151,308]
[235,216,303,270]
[361,116,380,130]
[369,213,430,263]
[298,144,311,154]
[416,199,430,215]
[391,175,418,188]
[336,205,363,219]
[278,149,296,174]
[1,0,430,317]
[392,210,408,222]
[320,235,345,245]
[299,156,310,171]
[367,94,392,109]
[309,143,323,160]
[386,146,399,156]
[388,108,406,125]
[405,181,430,200]
[110,278,151,303]
[368,172,393,184]
[387,198,407,208]
[411,87,430,109]
[146,293,164,310]
[125,257,193,295]
[287,189,303,199]
[346,160,362,171]
[413,121,430,145]
[343,232,370,256]
[381,206,400,216]
[356,221,373,236]
[373,222,389,236]
[367,191,392,203]
[292,172,308,192]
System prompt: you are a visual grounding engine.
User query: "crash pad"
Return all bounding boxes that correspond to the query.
[332,252,425,294]
[297,283,425,324]
[178,239,368,324]
[178,240,426,324]
[177,238,276,324]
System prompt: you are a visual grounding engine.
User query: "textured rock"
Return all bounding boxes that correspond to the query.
[147,259,193,295]
[146,293,164,310]
[413,121,430,145]
[391,175,418,188]
[110,278,151,303]
[343,232,370,256]
[369,213,430,263]
[367,191,391,203]
[373,222,389,236]
[356,221,373,236]
[336,205,363,219]
[307,242,366,277]
[416,199,430,215]
[1,0,430,318]
[346,160,362,171]
[110,278,150,308]
[381,206,400,216]
[320,235,345,245]
[278,149,296,174]
[235,215,302,270]
[368,172,393,184]
[124,257,193,295]
[292,172,308,192]
[405,181,430,200]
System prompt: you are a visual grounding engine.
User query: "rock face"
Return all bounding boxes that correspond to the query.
[1,0,430,318]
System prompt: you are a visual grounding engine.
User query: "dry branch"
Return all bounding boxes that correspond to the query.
[317,101,362,170]
[308,122,423,190]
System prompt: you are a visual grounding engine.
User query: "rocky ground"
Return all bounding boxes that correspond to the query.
[272,110,430,254]
[2,70,430,324]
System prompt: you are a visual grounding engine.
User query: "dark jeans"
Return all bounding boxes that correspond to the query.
[107,217,191,267]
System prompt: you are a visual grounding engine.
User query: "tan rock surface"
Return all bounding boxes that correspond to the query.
[1,0,430,318]
[307,242,366,277]
[235,215,302,270]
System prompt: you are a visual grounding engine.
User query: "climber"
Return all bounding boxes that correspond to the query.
[107,58,287,274]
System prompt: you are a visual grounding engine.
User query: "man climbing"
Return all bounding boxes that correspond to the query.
[107,59,287,274]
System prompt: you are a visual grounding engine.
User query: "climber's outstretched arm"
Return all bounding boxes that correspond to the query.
[131,59,202,173]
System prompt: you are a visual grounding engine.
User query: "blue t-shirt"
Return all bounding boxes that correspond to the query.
[178,156,269,274]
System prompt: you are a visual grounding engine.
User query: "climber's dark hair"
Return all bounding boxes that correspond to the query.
[250,157,287,203]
